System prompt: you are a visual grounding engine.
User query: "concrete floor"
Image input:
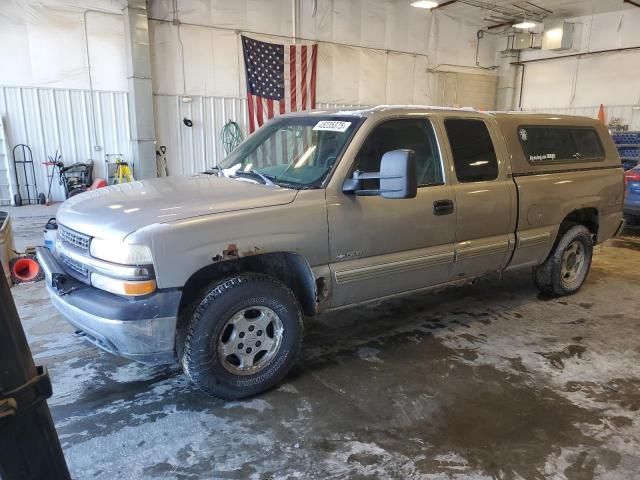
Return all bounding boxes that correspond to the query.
[6,206,640,479]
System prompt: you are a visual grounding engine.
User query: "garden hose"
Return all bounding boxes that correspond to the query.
[221,120,244,155]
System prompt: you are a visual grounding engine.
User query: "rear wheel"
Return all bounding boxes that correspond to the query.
[534,225,593,296]
[180,273,303,399]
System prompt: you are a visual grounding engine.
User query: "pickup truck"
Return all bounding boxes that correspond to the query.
[37,106,625,399]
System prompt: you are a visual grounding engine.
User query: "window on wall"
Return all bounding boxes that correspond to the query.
[353,118,443,189]
[444,119,499,183]
[518,126,604,163]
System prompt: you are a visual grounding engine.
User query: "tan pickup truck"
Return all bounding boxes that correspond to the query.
[37,106,625,399]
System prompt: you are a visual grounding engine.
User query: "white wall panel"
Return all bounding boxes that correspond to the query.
[0,3,126,92]
[519,8,640,111]
[0,86,131,205]
[521,58,577,110]
[150,0,433,56]
[149,0,294,38]
[572,51,640,107]
[149,21,241,97]
[386,54,418,105]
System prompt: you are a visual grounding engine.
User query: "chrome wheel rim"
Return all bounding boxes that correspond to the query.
[561,240,585,286]
[217,306,284,376]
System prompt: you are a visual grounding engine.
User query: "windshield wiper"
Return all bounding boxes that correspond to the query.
[232,170,276,186]
[206,166,226,177]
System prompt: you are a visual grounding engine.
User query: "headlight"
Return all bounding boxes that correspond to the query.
[90,239,153,265]
[91,272,156,296]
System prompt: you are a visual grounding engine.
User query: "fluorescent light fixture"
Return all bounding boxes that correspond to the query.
[513,21,537,29]
[410,1,438,8]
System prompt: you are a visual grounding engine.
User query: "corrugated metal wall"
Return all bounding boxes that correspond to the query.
[0,86,131,205]
[0,87,361,205]
[153,95,248,176]
[153,95,363,176]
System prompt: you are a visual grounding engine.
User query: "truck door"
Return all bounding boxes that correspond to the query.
[327,117,457,308]
[441,117,517,279]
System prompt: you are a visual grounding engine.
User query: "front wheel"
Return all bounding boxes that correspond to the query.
[180,273,303,399]
[534,225,593,296]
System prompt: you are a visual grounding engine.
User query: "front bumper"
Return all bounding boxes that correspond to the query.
[36,246,179,365]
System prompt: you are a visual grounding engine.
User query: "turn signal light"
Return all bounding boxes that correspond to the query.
[91,273,156,297]
[122,280,157,296]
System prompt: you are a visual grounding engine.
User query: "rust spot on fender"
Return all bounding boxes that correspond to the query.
[212,244,262,262]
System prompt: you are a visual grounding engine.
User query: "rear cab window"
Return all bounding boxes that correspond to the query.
[444,118,499,183]
[518,126,604,164]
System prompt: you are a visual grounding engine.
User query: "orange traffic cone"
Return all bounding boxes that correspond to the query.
[597,104,606,124]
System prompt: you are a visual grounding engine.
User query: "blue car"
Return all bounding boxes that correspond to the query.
[625,165,640,224]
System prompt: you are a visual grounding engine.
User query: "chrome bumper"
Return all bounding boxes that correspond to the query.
[37,247,177,365]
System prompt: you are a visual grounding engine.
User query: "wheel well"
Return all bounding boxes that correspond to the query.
[559,208,599,239]
[177,252,317,327]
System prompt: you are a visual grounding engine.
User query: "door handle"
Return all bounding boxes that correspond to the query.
[433,199,454,216]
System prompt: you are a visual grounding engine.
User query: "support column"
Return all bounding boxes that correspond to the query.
[123,0,156,179]
[495,50,521,111]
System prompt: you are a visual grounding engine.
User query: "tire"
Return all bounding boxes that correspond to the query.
[38,193,46,205]
[534,225,593,296]
[180,273,303,399]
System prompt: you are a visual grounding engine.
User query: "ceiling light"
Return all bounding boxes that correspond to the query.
[513,21,537,29]
[410,1,439,9]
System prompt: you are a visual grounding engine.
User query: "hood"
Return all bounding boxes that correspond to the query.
[56,175,298,240]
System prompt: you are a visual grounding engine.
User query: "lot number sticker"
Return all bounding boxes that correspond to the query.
[313,121,352,132]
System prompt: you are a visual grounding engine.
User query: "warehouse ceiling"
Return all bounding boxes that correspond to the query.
[432,0,638,25]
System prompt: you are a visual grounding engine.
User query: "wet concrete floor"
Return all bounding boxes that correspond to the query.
[7,209,640,479]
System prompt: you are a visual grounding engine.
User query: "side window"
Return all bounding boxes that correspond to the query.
[353,119,443,188]
[518,126,604,163]
[445,119,499,183]
[571,129,604,159]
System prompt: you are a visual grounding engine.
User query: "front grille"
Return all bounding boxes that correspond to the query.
[60,254,89,277]
[58,225,91,251]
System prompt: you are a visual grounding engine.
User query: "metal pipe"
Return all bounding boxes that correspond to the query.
[432,0,459,10]
[510,45,640,64]
[518,62,525,110]
[149,17,431,58]
[292,0,297,41]
[525,1,553,14]
[486,22,512,30]
[0,264,71,479]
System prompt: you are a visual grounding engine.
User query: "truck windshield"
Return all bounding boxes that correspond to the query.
[218,116,362,188]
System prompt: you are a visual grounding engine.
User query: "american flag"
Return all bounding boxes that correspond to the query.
[242,35,318,134]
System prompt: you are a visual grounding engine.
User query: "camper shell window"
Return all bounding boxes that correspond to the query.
[517,126,604,164]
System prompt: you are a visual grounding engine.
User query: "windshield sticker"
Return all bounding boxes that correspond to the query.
[529,153,556,162]
[313,121,351,132]
[519,128,528,141]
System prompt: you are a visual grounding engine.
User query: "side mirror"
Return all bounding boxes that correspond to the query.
[342,149,417,199]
